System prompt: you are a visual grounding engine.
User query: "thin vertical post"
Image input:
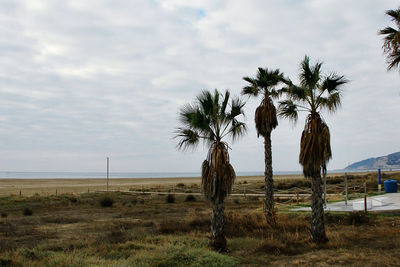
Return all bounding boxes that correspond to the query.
[323,171,327,208]
[364,182,367,213]
[378,168,382,193]
[344,172,348,206]
[106,157,109,192]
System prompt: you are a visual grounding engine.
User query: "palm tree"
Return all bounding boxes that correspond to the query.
[242,68,288,224]
[175,89,247,252]
[379,7,400,71]
[279,56,348,243]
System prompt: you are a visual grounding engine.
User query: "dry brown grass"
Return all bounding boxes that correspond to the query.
[0,174,399,266]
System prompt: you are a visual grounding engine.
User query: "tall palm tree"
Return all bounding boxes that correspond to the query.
[279,56,348,243]
[175,89,247,252]
[242,68,288,224]
[379,7,400,71]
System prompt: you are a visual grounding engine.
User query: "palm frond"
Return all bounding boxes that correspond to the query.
[320,74,348,94]
[278,100,298,122]
[178,104,210,134]
[229,120,247,141]
[284,84,307,102]
[202,142,236,203]
[387,49,400,70]
[299,113,332,177]
[318,92,341,112]
[197,90,214,117]
[220,90,230,116]
[386,8,400,24]
[242,77,259,96]
[228,97,246,119]
[380,8,400,71]
[299,55,323,90]
[253,97,278,137]
[174,128,201,150]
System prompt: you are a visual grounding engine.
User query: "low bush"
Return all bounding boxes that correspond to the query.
[166,194,175,203]
[99,196,114,207]
[22,207,33,216]
[185,195,196,202]
[1,212,7,218]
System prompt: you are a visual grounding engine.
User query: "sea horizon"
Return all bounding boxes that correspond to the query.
[0,169,391,179]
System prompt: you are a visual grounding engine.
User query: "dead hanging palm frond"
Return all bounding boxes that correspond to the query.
[254,97,278,137]
[299,113,332,177]
[202,142,236,203]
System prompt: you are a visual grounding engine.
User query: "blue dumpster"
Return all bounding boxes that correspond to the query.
[384,180,398,193]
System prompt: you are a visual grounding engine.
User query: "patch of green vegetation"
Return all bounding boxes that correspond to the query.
[132,245,239,267]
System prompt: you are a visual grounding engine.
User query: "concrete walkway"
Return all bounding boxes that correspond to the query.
[291,193,400,212]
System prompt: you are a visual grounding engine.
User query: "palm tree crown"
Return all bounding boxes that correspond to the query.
[279,56,348,176]
[242,68,288,136]
[175,89,247,202]
[379,7,400,71]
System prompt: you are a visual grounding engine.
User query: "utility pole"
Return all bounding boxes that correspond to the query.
[106,157,110,192]
[344,172,348,206]
[378,168,382,193]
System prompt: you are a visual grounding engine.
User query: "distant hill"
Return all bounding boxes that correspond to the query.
[345,152,400,170]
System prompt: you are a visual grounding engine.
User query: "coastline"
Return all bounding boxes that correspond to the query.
[0,171,379,197]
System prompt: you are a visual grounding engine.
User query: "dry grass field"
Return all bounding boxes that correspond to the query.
[0,172,399,266]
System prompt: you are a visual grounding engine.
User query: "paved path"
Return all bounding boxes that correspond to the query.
[291,193,400,212]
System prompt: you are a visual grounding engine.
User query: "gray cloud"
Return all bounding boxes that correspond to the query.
[0,0,399,172]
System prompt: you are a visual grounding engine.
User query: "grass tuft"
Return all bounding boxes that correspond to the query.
[99,196,114,207]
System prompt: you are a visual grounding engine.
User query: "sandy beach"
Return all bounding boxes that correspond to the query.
[0,171,375,197]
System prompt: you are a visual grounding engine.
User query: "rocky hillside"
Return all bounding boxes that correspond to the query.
[345,152,400,170]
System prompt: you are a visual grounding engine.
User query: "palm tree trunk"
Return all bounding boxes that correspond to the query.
[310,169,328,243]
[210,201,227,252]
[264,132,275,224]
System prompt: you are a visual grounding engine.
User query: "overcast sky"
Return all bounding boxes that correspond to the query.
[0,0,399,173]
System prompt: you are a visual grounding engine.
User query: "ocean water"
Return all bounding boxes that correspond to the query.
[0,171,295,179]
[0,169,386,179]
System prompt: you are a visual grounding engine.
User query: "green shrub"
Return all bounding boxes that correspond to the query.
[233,199,240,205]
[68,196,78,203]
[1,212,7,218]
[185,195,197,202]
[131,199,137,205]
[132,245,239,267]
[166,194,175,203]
[99,196,114,207]
[22,207,33,216]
